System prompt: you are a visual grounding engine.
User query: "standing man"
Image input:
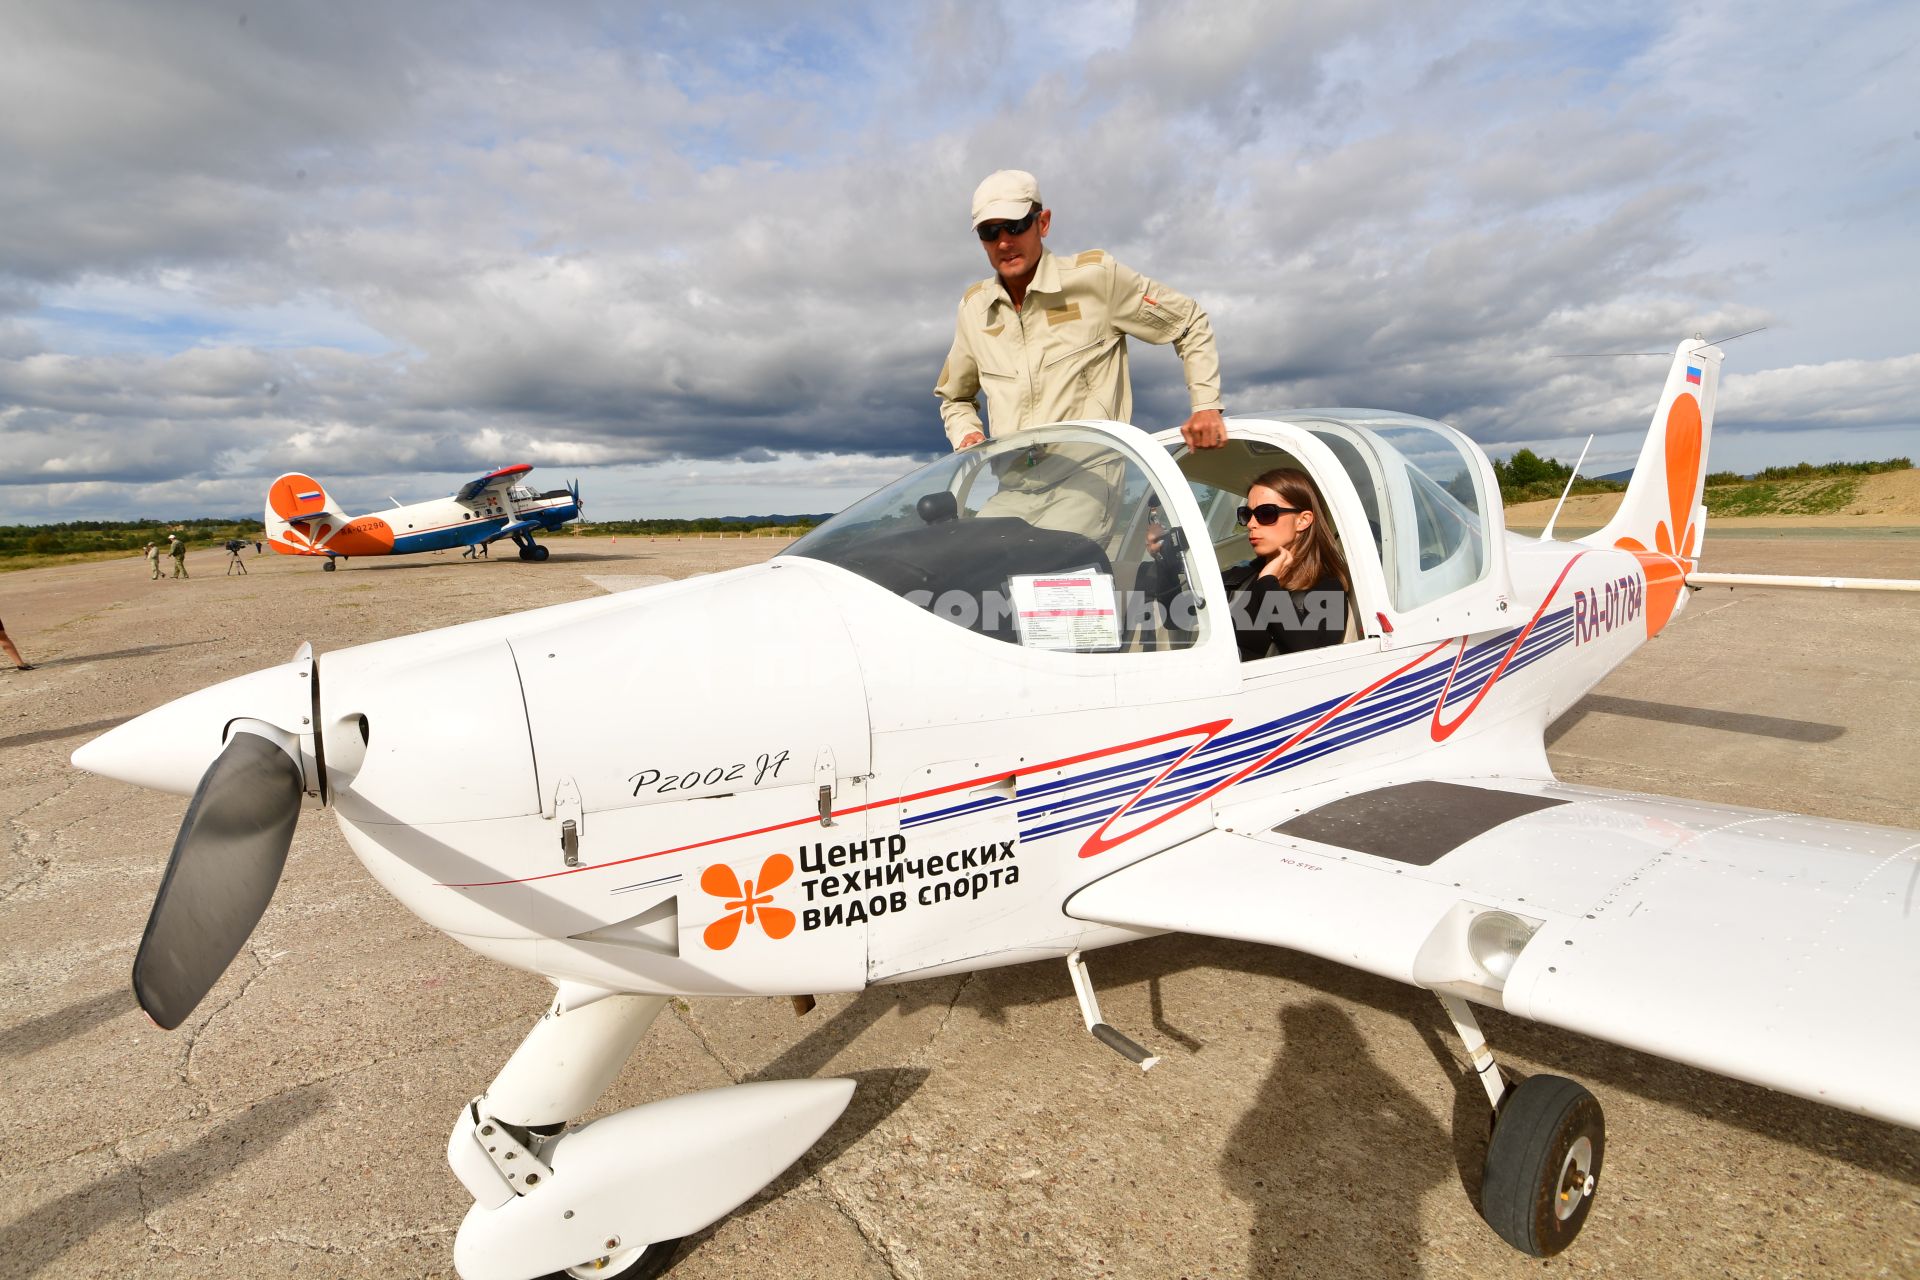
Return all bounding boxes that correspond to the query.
[934,169,1227,452]
[168,534,188,579]
[145,542,161,580]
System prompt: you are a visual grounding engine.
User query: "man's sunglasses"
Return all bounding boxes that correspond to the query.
[1237,503,1306,526]
[976,209,1041,241]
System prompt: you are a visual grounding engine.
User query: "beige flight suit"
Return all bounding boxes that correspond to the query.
[934,249,1222,552]
[934,248,1222,448]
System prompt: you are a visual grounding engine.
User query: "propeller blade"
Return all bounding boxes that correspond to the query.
[133,729,304,1029]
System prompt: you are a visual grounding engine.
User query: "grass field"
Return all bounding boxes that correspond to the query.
[1702,476,1861,517]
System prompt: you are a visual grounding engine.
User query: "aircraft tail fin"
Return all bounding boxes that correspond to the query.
[1583,338,1723,563]
[1580,338,1724,637]
[265,473,350,556]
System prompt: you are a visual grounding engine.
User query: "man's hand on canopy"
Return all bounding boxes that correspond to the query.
[1180,409,1226,450]
[955,431,986,450]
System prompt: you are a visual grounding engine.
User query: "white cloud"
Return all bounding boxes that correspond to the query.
[1,0,1914,522]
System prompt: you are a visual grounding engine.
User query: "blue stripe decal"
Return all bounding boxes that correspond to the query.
[993,612,1579,843]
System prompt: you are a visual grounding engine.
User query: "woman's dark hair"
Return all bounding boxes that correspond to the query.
[1249,467,1351,595]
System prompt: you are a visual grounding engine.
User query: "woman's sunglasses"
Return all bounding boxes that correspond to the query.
[1237,503,1306,527]
[976,209,1041,241]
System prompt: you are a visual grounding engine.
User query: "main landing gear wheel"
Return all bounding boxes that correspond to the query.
[532,543,550,561]
[541,1236,683,1280]
[1480,1074,1604,1257]
[322,559,337,571]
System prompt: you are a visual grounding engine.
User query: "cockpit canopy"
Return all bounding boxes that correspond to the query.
[783,426,1205,652]
[785,413,1502,655]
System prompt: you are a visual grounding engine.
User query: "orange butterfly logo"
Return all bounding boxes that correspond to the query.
[1615,392,1701,636]
[700,854,796,951]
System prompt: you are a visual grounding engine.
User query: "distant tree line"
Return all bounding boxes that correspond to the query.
[0,518,266,559]
[1491,449,1628,505]
[1707,457,1911,485]
[1497,451,1911,504]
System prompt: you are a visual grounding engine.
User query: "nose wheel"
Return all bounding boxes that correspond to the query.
[542,1236,682,1279]
[1480,1074,1605,1257]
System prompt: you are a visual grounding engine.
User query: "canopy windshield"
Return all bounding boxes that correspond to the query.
[782,426,1206,651]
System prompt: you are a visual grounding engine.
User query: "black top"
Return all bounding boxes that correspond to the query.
[1224,561,1347,660]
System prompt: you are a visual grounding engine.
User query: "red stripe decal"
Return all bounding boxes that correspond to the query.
[1429,552,1585,743]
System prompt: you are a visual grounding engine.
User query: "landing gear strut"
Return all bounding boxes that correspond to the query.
[1435,993,1604,1258]
[447,986,854,1280]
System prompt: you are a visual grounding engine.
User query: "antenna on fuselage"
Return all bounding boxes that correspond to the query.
[1699,324,1767,348]
[1538,435,1595,543]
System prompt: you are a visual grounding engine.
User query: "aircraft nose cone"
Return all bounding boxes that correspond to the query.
[71,657,316,796]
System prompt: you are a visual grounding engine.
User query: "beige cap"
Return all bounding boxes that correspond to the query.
[971,169,1041,226]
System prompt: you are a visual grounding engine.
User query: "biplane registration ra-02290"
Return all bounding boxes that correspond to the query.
[75,337,1920,1278]
[264,463,583,569]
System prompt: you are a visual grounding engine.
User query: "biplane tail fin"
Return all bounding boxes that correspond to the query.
[1583,338,1723,564]
[265,473,351,556]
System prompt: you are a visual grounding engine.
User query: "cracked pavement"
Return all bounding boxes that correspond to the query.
[2,533,1917,1278]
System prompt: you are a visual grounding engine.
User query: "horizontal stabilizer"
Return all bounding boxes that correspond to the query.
[1689,572,1920,592]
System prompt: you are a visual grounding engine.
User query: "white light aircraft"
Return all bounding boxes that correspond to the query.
[74,337,1920,1278]
[265,463,584,569]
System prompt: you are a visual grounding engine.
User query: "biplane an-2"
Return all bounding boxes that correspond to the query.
[75,337,1920,1277]
[265,464,582,568]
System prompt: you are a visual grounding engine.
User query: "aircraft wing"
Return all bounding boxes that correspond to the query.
[456,464,533,503]
[1065,777,1920,1128]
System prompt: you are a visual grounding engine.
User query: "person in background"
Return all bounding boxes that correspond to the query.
[145,542,161,580]
[0,616,31,671]
[168,534,188,579]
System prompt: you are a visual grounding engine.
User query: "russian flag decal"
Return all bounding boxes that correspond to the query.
[1685,365,1702,385]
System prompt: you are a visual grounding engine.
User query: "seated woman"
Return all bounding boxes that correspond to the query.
[1225,467,1351,660]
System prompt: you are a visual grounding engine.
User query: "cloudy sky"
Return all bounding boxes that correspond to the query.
[2,0,1915,522]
